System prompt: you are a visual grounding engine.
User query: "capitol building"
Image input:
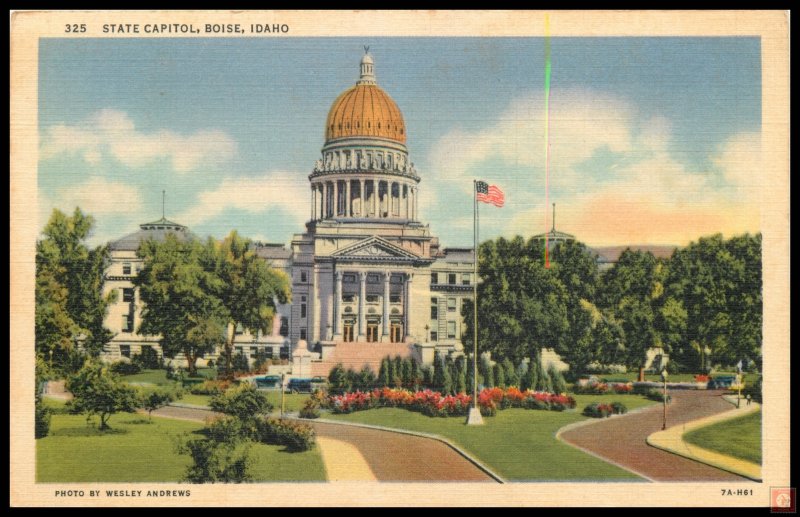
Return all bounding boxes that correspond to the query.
[102,51,479,373]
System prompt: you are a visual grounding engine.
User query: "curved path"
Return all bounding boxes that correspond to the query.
[559,390,753,482]
[150,406,494,482]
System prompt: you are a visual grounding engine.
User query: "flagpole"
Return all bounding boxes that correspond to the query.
[468,180,483,425]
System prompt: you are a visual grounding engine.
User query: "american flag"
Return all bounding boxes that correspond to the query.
[476,181,505,207]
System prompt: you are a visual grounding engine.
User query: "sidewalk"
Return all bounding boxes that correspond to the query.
[646,396,761,481]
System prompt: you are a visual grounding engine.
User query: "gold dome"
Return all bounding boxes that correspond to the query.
[325,52,406,144]
[325,84,406,144]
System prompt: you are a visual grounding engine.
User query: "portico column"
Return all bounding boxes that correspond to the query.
[324,183,330,218]
[404,272,413,341]
[345,180,351,217]
[381,272,390,342]
[333,271,342,338]
[372,179,377,217]
[311,185,315,220]
[333,181,339,217]
[359,179,365,216]
[358,271,367,341]
[414,187,419,221]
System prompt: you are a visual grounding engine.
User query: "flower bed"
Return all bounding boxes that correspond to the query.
[329,387,576,418]
[572,380,633,395]
[582,401,628,418]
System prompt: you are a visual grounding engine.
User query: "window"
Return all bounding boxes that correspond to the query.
[447,321,456,339]
[463,273,472,286]
[447,298,457,312]
[235,323,244,335]
[135,264,142,274]
[343,274,356,283]
[300,329,307,340]
[122,263,132,275]
[279,317,289,337]
[390,295,401,304]
[431,305,438,320]
[122,288,134,303]
[300,304,307,318]
[368,274,380,283]
[366,295,379,303]
[121,314,133,333]
[250,346,259,359]
[342,294,355,303]
[448,273,457,285]
[431,272,439,284]
[300,271,307,283]
[430,331,438,342]
[301,295,306,302]
[119,345,131,358]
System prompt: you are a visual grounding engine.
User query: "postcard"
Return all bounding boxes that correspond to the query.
[10,10,790,508]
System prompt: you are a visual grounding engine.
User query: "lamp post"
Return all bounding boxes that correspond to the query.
[661,368,669,430]
[424,324,430,342]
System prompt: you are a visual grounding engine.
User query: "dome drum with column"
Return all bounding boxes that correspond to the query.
[308,50,421,224]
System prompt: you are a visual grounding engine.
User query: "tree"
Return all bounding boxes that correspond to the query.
[600,249,664,380]
[36,208,115,370]
[479,353,494,388]
[357,366,376,391]
[409,358,422,391]
[392,356,404,388]
[454,355,467,394]
[66,360,140,430]
[210,383,273,422]
[142,388,175,422]
[433,352,452,394]
[378,358,391,388]
[502,358,518,388]
[211,231,291,380]
[665,234,762,370]
[462,236,570,365]
[136,236,226,376]
[548,364,567,394]
[493,363,506,388]
[521,357,538,391]
[328,363,349,394]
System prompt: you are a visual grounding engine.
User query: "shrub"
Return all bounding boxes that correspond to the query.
[141,388,176,421]
[131,347,161,370]
[35,396,51,439]
[299,398,321,419]
[257,417,316,451]
[210,383,273,421]
[109,361,141,375]
[582,402,627,418]
[191,379,231,396]
[232,352,250,373]
[328,363,351,395]
[645,388,672,403]
[178,418,252,484]
[548,364,568,394]
[494,363,506,389]
[206,358,215,368]
[743,376,762,403]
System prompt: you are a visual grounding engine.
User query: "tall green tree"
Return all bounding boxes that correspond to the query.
[665,233,762,369]
[462,236,570,364]
[211,231,291,380]
[35,208,115,368]
[600,249,664,380]
[135,236,226,375]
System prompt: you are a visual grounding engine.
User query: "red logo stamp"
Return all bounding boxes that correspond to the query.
[771,488,796,513]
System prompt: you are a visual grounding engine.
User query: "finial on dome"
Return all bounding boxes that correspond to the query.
[358,47,376,85]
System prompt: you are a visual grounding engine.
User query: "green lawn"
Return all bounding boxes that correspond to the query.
[683,410,762,465]
[325,394,658,481]
[37,399,326,482]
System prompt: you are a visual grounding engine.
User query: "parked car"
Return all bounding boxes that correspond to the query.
[254,375,282,389]
[707,375,737,389]
[286,376,327,393]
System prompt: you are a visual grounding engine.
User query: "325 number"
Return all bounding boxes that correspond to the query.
[65,24,86,33]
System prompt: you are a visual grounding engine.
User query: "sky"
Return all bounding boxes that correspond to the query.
[38,37,761,248]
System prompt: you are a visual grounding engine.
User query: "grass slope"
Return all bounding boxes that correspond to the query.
[683,410,762,465]
[37,399,326,482]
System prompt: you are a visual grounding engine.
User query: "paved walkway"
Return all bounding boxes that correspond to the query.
[647,397,761,481]
[150,405,495,482]
[558,390,753,482]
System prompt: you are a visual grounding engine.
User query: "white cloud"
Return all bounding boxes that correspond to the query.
[40,109,237,173]
[426,91,761,246]
[177,171,309,228]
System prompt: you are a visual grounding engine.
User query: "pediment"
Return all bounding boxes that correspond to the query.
[332,237,420,262]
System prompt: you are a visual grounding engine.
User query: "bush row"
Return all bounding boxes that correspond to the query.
[256,417,316,452]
